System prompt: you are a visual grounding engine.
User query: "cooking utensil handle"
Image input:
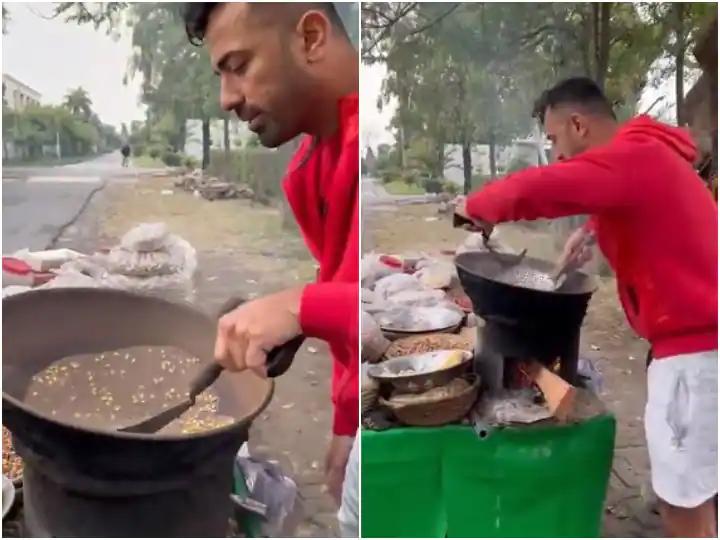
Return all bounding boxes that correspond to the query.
[218,296,303,378]
[452,212,476,229]
[266,335,304,378]
[190,362,224,398]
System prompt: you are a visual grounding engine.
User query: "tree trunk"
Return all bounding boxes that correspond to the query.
[436,140,445,178]
[462,140,472,195]
[223,116,230,152]
[488,129,497,179]
[177,118,186,153]
[201,117,211,170]
[592,2,612,90]
[674,3,686,125]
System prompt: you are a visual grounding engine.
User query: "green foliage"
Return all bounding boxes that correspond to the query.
[161,150,182,167]
[424,178,443,194]
[443,181,460,195]
[362,2,716,184]
[383,179,426,195]
[3,102,118,161]
[63,87,93,119]
[147,145,162,159]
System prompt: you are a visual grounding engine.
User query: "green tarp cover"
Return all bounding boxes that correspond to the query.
[361,414,615,538]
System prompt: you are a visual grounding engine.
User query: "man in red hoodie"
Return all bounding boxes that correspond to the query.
[183,3,358,528]
[458,77,718,537]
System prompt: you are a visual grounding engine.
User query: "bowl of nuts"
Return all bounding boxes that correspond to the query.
[2,426,23,486]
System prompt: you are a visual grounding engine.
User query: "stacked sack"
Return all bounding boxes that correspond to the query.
[100,223,198,303]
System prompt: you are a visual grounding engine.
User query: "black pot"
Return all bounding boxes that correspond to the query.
[455,252,596,360]
[2,288,274,537]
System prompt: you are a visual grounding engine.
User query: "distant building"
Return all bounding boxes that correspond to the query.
[2,73,41,110]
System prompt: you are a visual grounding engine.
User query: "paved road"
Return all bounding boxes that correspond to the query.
[2,153,149,253]
[362,175,442,206]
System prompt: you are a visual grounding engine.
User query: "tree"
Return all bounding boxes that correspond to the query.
[63,87,93,119]
[55,2,223,169]
[2,5,10,34]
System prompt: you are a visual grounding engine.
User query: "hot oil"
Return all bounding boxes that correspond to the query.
[24,346,234,435]
[494,265,556,292]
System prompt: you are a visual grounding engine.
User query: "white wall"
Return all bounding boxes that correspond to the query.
[2,74,41,110]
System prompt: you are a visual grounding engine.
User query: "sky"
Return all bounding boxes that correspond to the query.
[2,3,145,129]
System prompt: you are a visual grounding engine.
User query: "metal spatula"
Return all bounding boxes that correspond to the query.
[550,232,596,290]
[120,296,304,434]
[119,337,304,434]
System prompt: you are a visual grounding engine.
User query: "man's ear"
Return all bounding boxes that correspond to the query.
[295,10,330,63]
[570,112,589,137]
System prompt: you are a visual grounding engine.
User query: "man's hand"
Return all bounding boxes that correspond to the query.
[453,196,494,237]
[215,286,303,376]
[557,227,595,273]
[325,434,354,506]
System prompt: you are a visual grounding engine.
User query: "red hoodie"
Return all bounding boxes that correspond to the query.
[283,94,359,436]
[467,115,718,359]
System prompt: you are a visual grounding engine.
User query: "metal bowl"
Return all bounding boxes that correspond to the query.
[367,350,472,393]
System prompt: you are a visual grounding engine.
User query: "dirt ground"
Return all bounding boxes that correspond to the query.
[365,202,662,538]
[55,175,339,537]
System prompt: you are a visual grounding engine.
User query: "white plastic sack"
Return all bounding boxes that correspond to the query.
[40,270,103,290]
[106,247,181,277]
[386,288,446,308]
[98,233,198,303]
[373,273,423,301]
[120,223,170,252]
[360,253,402,288]
[413,262,456,290]
[2,285,32,298]
[12,248,83,272]
[361,311,390,363]
[100,273,193,303]
[361,287,376,305]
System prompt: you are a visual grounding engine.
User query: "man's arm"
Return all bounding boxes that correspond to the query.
[300,282,358,367]
[466,145,640,224]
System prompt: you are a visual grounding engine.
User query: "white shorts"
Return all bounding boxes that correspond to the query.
[645,350,718,508]
[337,430,359,537]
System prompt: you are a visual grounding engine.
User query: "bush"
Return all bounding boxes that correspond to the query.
[401,170,418,186]
[379,166,400,184]
[132,142,145,156]
[443,182,460,195]
[148,146,162,159]
[183,155,198,169]
[161,151,182,167]
[424,178,444,193]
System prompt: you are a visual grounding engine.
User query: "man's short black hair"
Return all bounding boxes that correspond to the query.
[533,77,616,125]
[184,2,347,45]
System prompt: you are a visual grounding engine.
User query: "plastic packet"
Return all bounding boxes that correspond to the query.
[474,389,553,426]
[373,273,423,301]
[413,262,456,289]
[233,456,302,537]
[386,288,446,308]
